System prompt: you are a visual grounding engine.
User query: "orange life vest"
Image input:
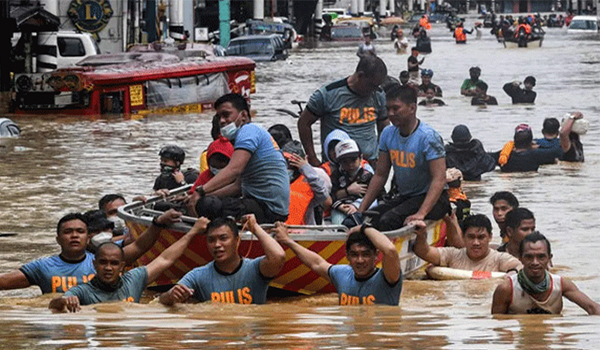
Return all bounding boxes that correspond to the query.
[454,27,466,42]
[515,24,531,37]
[285,175,314,225]
[419,17,432,30]
[448,187,468,202]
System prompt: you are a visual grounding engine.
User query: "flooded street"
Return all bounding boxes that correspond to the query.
[1,22,600,348]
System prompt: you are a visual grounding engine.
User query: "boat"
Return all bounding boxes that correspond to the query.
[497,28,544,48]
[12,49,255,117]
[118,185,448,295]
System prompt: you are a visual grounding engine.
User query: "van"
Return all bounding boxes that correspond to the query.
[567,15,598,33]
[226,34,288,62]
[12,31,100,71]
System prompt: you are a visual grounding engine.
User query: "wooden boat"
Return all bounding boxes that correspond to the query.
[12,50,255,116]
[118,186,448,295]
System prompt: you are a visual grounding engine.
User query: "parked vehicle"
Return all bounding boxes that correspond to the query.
[226,34,289,62]
[12,52,255,116]
[12,31,100,72]
[567,15,598,33]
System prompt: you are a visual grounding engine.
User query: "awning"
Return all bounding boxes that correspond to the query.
[10,4,60,32]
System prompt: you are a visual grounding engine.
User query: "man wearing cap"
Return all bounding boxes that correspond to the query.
[358,85,450,231]
[0,210,182,294]
[418,69,442,97]
[460,67,485,96]
[282,140,331,225]
[503,76,536,104]
[188,93,290,224]
[492,123,562,172]
[298,55,388,170]
[445,124,495,181]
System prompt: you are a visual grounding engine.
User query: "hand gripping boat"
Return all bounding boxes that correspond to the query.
[118,186,448,295]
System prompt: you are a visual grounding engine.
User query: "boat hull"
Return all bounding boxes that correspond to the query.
[126,217,447,295]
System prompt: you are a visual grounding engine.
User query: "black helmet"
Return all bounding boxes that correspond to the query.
[159,145,185,164]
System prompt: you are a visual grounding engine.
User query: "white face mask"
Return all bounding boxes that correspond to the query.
[209,166,222,176]
[220,116,241,141]
[91,231,113,249]
[107,216,127,235]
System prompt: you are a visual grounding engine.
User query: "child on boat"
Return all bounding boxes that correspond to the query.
[329,139,377,227]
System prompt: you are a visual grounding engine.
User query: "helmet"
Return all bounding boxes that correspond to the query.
[159,145,185,164]
[421,69,433,77]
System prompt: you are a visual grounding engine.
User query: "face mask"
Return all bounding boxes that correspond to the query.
[161,164,176,175]
[287,169,297,182]
[91,231,113,250]
[107,216,127,236]
[209,166,221,176]
[220,119,240,141]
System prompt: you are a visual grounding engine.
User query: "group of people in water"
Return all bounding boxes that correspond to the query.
[0,39,595,316]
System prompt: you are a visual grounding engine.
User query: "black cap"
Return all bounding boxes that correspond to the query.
[451,124,472,144]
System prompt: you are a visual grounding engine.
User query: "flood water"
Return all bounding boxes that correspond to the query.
[1,22,600,348]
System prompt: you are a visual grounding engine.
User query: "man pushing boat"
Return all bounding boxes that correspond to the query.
[273,222,401,306]
[49,217,208,312]
[0,210,182,294]
[492,232,600,315]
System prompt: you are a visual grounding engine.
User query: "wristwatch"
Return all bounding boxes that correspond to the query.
[195,185,205,198]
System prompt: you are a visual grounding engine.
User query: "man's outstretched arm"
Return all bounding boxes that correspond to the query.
[273,222,332,280]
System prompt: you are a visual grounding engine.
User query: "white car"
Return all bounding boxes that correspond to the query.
[567,15,598,33]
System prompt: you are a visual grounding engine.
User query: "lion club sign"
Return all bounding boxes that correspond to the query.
[68,0,113,37]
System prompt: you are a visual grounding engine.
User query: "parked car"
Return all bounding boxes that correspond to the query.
[567,15,598,33]
[226,34,288,62]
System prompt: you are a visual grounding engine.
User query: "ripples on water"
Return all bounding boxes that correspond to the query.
[1,23,600,348]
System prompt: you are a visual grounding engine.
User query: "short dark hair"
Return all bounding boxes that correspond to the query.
[95,241,125,260]
[542,118,560,135]
[57,213,88,235]
[514,129,533,148]
[355,54,387,78]
[386,84,417,105]
[519,231,551,257]
[98,194,125,211]
[524,76,536,86]
[469,66,481,74]
[505,208,535,230]
[475,81,488,92]
[215,93,251,118]
[346,230,376,254]
[268,124,293,149]
[490,191,519,208]
[206,217,240,238]
[461,214,492,236]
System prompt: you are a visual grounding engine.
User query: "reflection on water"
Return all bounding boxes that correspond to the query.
[2,25,600,348]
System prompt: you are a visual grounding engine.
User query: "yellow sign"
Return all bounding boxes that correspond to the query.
[129,85,144,106]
